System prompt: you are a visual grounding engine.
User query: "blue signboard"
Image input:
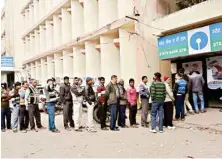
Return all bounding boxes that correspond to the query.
[1,56,14,67]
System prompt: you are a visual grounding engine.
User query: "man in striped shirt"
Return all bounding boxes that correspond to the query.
[150,72,166,133]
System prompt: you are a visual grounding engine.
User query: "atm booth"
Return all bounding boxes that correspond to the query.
[157,22,222,108]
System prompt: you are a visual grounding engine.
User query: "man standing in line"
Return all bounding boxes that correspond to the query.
[70,77,85,132]
[19,81,29,133]
[10,82,22,133]
[85,77,97,132]
[105,75,119,131]
[189,71,205,113]
[25,80,45,132]
[44,78,60,133]
[60,76,75,131]
[127,78,138,128]
[139,76,150,127]
[150,72,166,133]
[174,73,187,121]
[97,77,108,130]
[1,84,11,132]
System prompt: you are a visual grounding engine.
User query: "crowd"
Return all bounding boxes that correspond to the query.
[1,68,207,133]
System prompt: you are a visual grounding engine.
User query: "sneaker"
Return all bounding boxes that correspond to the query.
[12,129,18,133]
[1,129,6,132]
[101,127,109,131]
[110,128,119,131]
[195,111,199,114]
[200,110,206,113]
[51,129,60,133]
[88,128,97,133]
[21,129,27,133]
[65,127,72,131]
[38,126,46,130]
[75,129,83,132]
[150,129,157,133]
[159,130,163,133]
[189,111,195,115]
[133,125,139,128]
[167,126,176,130]
[31,129,38,132]
[181,118,185,121]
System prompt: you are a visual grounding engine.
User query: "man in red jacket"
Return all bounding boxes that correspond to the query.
[97,77,108,130]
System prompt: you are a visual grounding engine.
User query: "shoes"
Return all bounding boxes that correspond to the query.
[200,110,206,113]
[220,109,222,112]
[110,128,119,131]
[88,128,97,133]
[150,129,157,133]
[101,127,109,130]
[167,126,176,130]
[51,129,60,133]
[21,129,27,133]
[141,124,149,128]
[1,129,6,132]
[38,126,46,130]
[12,129,18,133]
[195,111,199,114]
[135,123,140,125]
[75,129,83,132]
[31,129,38,132]
[189,111,195,115]
[181,118,185,121]
[159,130,163,133]
[65,127,72,131]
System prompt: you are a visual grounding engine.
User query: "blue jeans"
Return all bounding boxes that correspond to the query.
[47,102,56,131]
[118,105,126,127]
[1,107,11,130]
[151,102,164,131]
[192,91,204,112]
[176,95,185,119]
[110,104,117,130]
[11,104,20,129]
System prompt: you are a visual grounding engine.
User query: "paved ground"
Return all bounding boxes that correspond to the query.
[1,108,222,158]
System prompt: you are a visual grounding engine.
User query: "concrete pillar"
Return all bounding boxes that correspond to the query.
[39,0,45,19]
[71,0,84,39]
[46,56,55,78]
[85,42,100,77]
[45,0,53,14]
[29,34,34,58]
[25,9,29,30]
[30,63,36,79]
[73,46,85,77]
[100,35,120,81]
[62,8,72,43]
[84,0,98,34]
[29,4,34,28]
[35,61,41,82]
[119,28,137,84]
[45,20,53,50]
[40,59,47,84]
[33,0,39,23]
[54,53,63,78]
[98,0,118,27]
[63,50,73,77]
[39,25,46,52]
[25,37,30,57]
[34,30,40,55]
[53,15,62,47]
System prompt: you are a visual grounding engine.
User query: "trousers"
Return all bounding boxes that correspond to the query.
[118,105,126,127]
[163,102,173,127]
[99,103,107,128]
[63,101,74,128]
[141,98,149,125]
[47,102,56,131]
[175,95,185,119]
[184,93,194,114]
[110,104,117,130]
[151,102,164,131]
[1,107,11,130]
[86,102,95,129]
[19,105,29,130]
[192,91,205,112]
[28,104,42,129]
[73,102,83,129]
[11,104,20,130]
[129,105,137,126]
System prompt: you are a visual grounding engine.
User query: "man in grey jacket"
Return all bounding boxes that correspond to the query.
[44,78,60,133]
[70,77,84,132]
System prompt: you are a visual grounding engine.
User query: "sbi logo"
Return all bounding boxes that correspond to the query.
[190,32,208,50]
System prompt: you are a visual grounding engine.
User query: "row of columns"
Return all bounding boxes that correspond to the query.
[26,29,138,85]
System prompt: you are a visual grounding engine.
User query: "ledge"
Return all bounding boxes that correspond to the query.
[21,0,33,14]
[22,17,134,64]
[1,7,5,19]
[21,0,69,39]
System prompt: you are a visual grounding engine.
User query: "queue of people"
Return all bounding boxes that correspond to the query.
[1,69,206,134]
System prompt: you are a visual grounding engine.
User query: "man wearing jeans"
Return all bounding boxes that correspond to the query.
[105,75,119,131]
[150,72,166,133]
[44,78,60,133]
[190,71,205,113]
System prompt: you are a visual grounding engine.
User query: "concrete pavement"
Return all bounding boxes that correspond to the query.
[1,108,222,158]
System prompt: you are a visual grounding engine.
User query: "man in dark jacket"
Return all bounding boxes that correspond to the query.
[60,76,74,131]
[97,77,108,130]
[85,77,97,132]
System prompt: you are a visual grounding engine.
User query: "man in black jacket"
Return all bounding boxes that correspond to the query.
[85,77,96,132]
[60,76,74,131]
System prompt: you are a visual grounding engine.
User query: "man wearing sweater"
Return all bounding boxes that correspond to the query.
[150,72,166,133]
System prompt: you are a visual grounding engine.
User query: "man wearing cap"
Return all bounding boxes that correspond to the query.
[44,78,60,133]
[25,80,45,132]
[85,77,97,132]
[60,76,74,131]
